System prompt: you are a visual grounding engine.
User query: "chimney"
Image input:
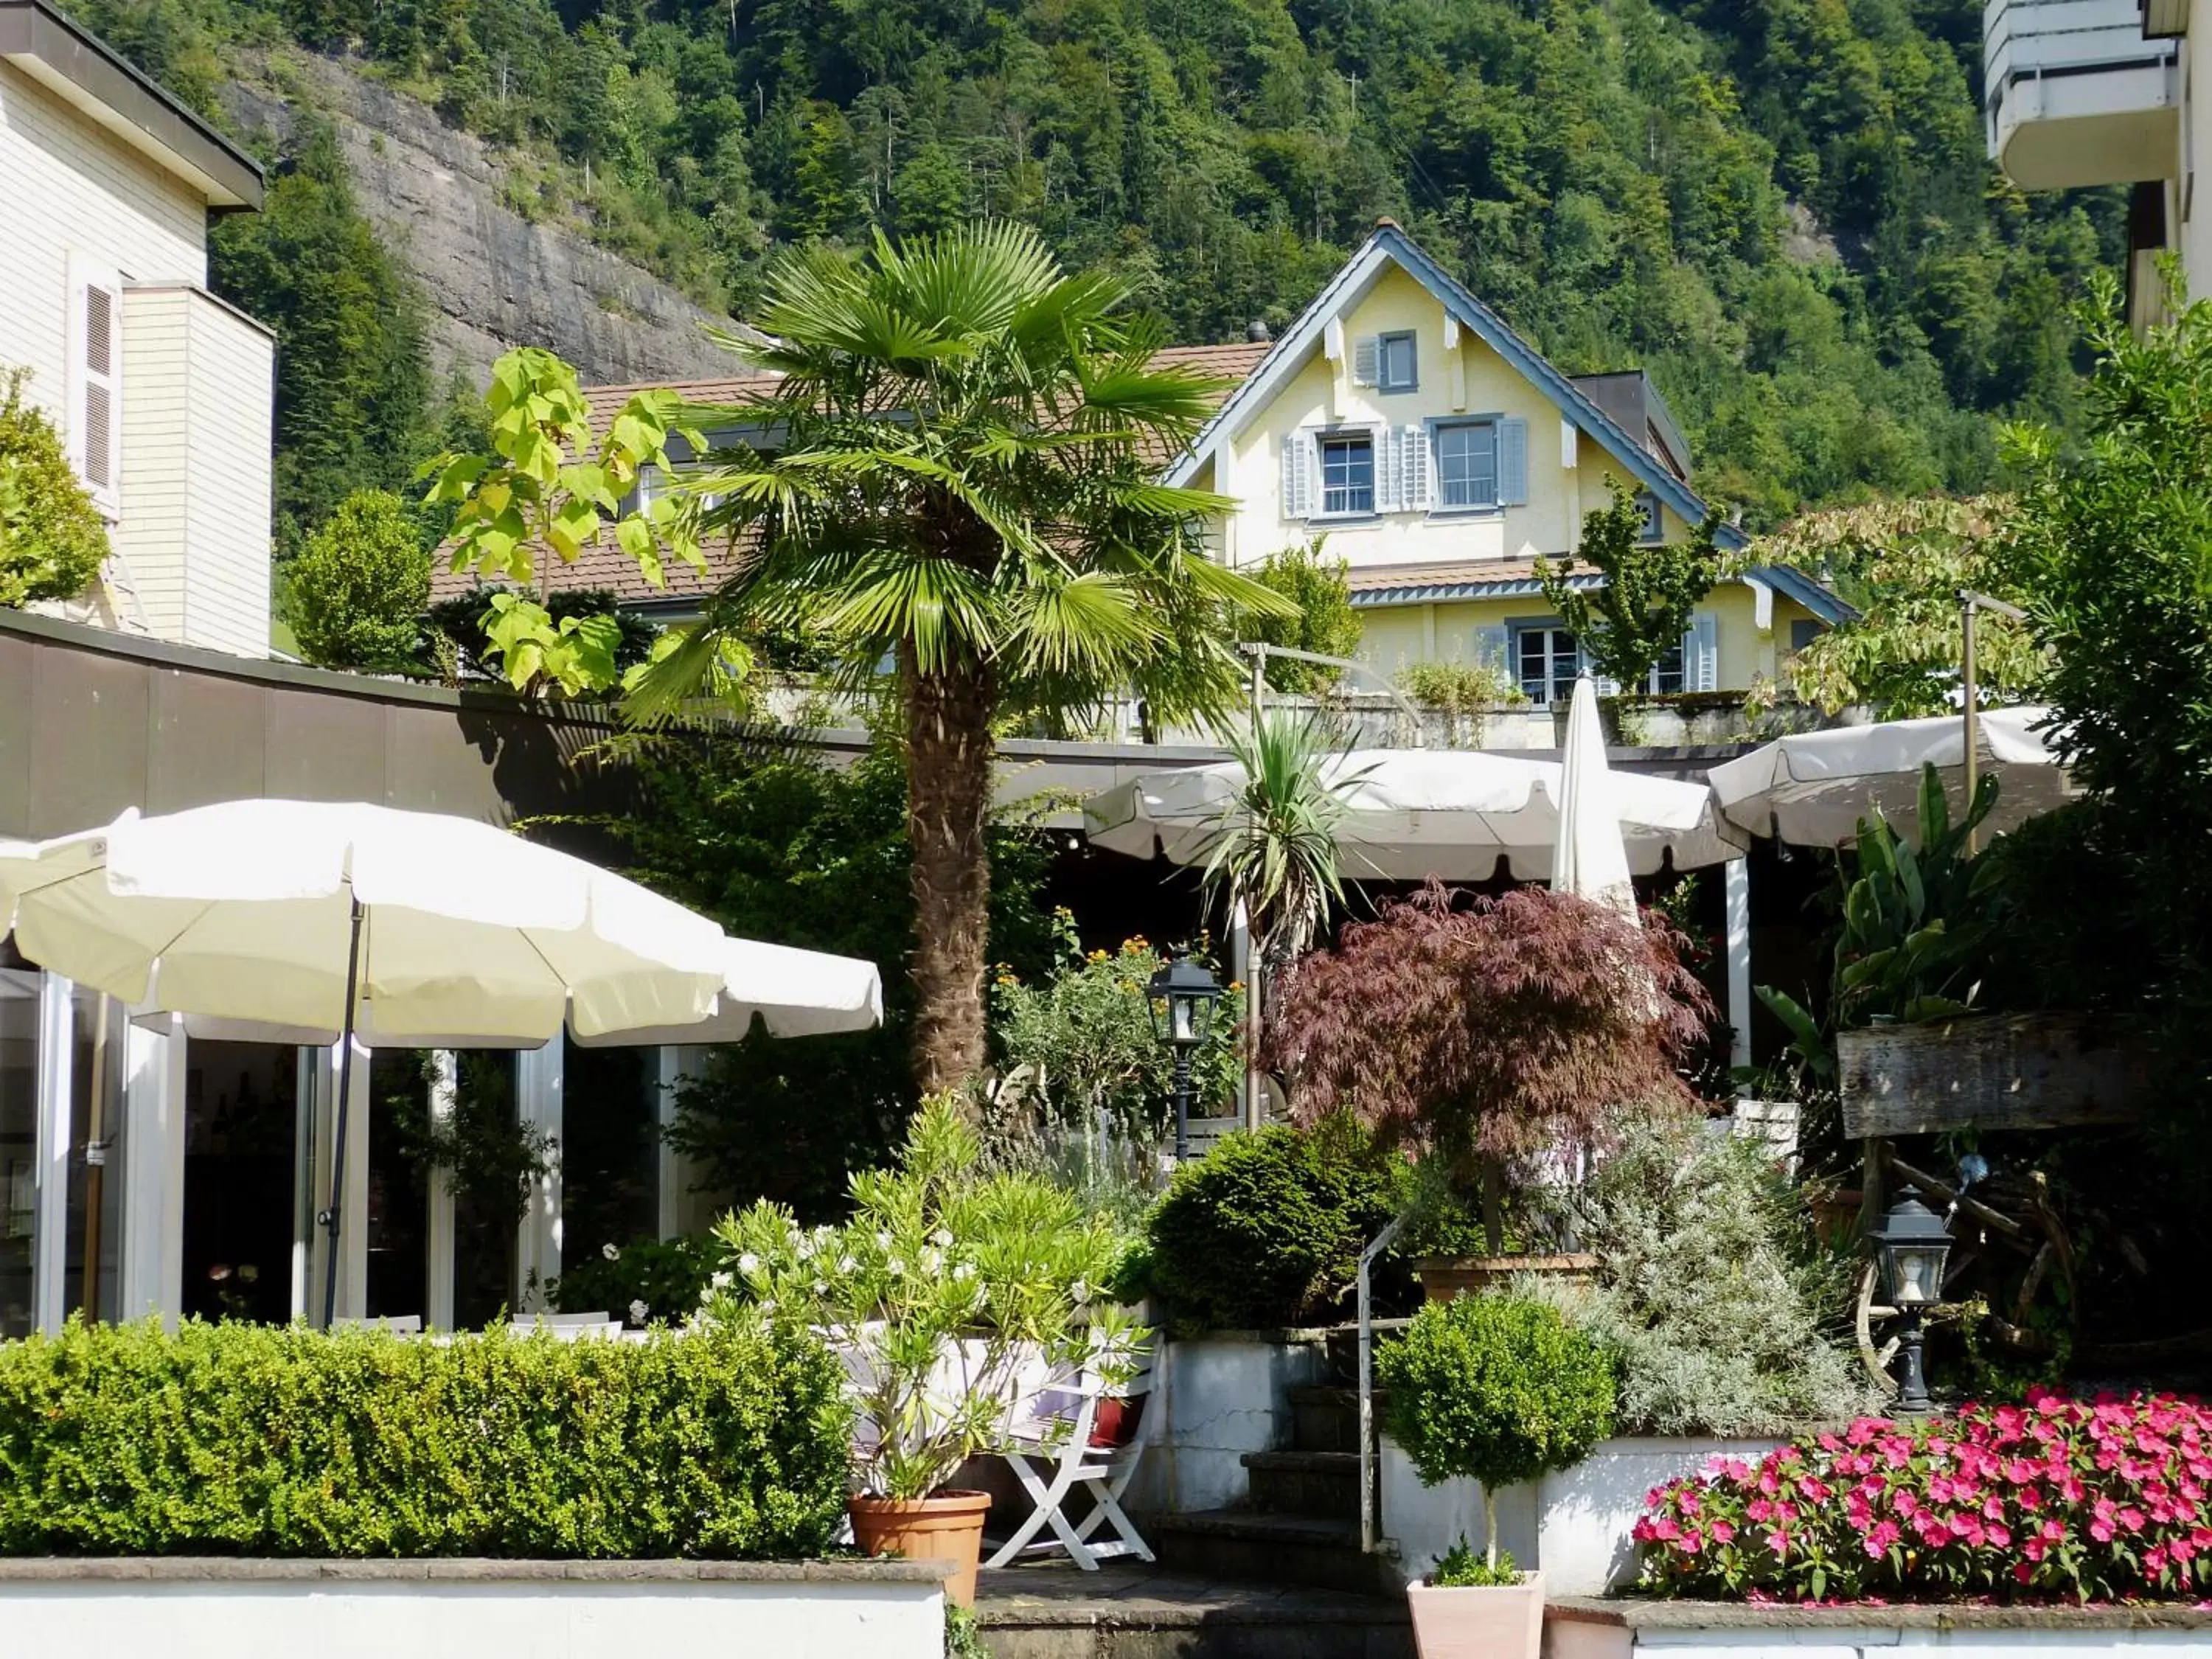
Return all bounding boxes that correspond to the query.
[1246,319,1272,344]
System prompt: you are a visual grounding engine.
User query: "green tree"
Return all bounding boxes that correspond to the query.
[1749,495,2042,716]
[209,119,434,558]
[287,489,431,667]
[0,369,108,610]
[462,224,1284,1093]
[1244,538,1362,694]
[2000,274,2212,1141]
[1536,479,1721,695]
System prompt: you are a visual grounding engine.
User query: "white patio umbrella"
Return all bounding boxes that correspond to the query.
[568,936,883,1046]
[1708,706,2076,849]
[0,799,739,1324]
[1551,676,1638,919]
[1085,746,1739,880]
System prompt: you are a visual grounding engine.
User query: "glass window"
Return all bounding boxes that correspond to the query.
[1636,492,1663,543]
[1517,627,1580,704]
[65,985,125,1324]
[0,970,38,1339]
[1435,422,1499,509]
[451,1050,521,1329]
[559,1037,661,1272]
[182,1040,301,1325]
[1319,433,1375,516]
[1648,641,1685,695]
[366,1049,431,1323]
[1379,332,1418,392]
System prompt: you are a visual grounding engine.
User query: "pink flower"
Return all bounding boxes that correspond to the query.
[1709,1520,1736,1545]
[1863,1520,1901,1558]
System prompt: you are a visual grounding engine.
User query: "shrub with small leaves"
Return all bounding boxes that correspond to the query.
[0,367,107,610]
[1431,1537,1525,1587]
[0,1317,849,1557]
[1380,1294,1614,1570]
[1142,1118,1405,1332]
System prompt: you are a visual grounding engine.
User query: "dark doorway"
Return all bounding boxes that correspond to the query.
[181,1042,298,1324]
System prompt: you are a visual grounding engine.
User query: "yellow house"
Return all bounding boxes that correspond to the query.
[1162,221,1849,702]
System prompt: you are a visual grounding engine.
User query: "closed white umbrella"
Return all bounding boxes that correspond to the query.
[1085,747,1737,880]
[1709,706,2075,848]
[1551,677,1638,918]
[0,799,738,1324]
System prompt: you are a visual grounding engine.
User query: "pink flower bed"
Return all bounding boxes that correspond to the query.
[1635,1391,2212,1603]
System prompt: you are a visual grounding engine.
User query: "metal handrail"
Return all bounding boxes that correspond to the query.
[1357,1214,1407,1556]
[1240,642,1430,748]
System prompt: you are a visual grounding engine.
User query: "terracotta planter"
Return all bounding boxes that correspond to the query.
[1413,1255,1597,1304]
[1090,1393,1144,1449]
[1405,1571,1544,1659]
[848,1489,992,1606]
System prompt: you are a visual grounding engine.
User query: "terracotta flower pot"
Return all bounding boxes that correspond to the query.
[1413,1254,1598,1304]
[848,1489,993,1606]
[1405,1571,1545,1659]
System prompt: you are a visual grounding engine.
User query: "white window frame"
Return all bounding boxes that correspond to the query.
[1514,625,1580,706]
[1431,419,1500,512]
[66,254,123,521]
[1316,429,1377,519]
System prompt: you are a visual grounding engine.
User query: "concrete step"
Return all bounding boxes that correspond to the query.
[1147,1509,1402,1599]
[977,1562,1412,1659]
[1286,1384,1388,1454]
[1242,1448,1363,1518]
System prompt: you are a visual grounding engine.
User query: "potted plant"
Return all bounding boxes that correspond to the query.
[1379,1294,1615,1659]
[706,1098,1144,1606]
[1267,881,1712,1289]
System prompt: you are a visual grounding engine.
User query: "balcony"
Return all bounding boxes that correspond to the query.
[1985,0,2180,189]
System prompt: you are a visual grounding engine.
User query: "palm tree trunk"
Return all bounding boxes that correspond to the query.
[902,647,996,1097]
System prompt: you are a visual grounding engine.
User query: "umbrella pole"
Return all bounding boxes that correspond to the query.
[319,897,366,1329]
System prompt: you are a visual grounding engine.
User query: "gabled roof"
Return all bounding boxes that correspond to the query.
[1163,222,1748,554]
[429,341,1273,611]
[0,0,261,210]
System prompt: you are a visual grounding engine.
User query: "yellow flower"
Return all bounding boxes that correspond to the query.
[1087,949,1110,964]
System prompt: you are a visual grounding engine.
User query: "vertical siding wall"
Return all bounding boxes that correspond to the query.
[115,286,274,656]
[0,59,205,432]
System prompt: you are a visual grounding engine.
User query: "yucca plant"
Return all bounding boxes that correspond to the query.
[1756,762,2004,1081]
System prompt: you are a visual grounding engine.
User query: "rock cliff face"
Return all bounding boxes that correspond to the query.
[222,53,739,390]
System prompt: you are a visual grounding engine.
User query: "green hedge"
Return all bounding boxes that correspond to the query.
[0,1319,851,1558]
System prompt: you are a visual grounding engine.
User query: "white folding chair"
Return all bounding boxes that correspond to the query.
[333,1314,423,1335]
[984,1353,1158,1571]
[510,1312,622,1342]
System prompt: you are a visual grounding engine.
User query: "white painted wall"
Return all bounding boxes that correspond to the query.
[1545,1613,2212,1659]
[0,1567,945,1659]
[0,59,205,435]
[114,284,274,656]
[1125,1332,1330,1514]
[1384,1433,1784,1596]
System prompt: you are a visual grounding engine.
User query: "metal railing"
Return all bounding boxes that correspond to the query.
[1356,1214,1406,1557]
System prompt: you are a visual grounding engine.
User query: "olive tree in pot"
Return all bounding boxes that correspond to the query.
[706,1098,1144,1604]
[1267,881,1712,1289]
[1379,1295,1615,1659]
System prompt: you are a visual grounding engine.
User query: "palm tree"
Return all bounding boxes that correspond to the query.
[1197,709,1368,1122]
[637,224,1291,1093]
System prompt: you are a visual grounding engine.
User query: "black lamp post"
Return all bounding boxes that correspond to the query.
[1147,949,1223,1162]
[1871,1194,1953,1416]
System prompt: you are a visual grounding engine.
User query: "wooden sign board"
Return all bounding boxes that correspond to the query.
[1838,1011,2147,1138]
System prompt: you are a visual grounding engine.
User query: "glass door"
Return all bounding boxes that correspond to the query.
[0,970,37,1338]
[181,1041,299,1324]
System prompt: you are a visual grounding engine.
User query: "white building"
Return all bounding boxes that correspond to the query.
[0,0,273,655]
[1983,0,2194,321]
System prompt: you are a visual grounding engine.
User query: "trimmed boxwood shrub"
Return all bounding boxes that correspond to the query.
[1142,1119,1405,1332]
[0,1318,850,1557]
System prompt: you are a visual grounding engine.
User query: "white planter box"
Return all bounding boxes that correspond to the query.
[1382,1433,1782,1596]
[1124,1329,1331,1515]
[1545,1597,2212,1658]
[0,1558,947,1659]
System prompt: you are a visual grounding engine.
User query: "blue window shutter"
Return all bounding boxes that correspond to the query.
[1499,418,1528,505]
[1691,611,1719,691]
[1474,624,1510,672]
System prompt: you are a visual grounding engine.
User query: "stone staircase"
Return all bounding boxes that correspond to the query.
[1148,1384,1405,1601]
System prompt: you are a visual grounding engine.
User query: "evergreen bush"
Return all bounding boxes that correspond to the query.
[1521,1116,1873,1436]
[0,1318,849,1557]
[1379,1294,1614,1570]
[288,489,431,668]
[1141,1119,1405,1332]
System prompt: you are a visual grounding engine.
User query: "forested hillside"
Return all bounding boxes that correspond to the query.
[67,0,2119,546]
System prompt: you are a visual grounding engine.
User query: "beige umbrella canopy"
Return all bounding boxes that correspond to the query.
[1550,676,1638,919]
